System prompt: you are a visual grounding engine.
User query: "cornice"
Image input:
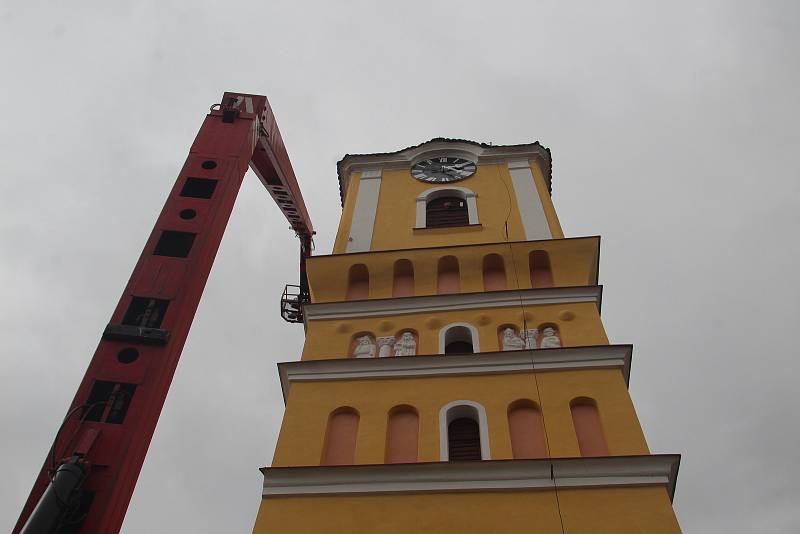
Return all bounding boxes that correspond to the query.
[303,285,603,321]
[336,138,552,206]
[277,344,633,403]
[309,234,601,260]
[261,455,681,502]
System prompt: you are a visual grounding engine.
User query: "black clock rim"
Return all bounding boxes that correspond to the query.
[410,157,476,183]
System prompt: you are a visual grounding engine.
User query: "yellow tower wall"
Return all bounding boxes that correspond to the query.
[255,139,682,534]
[253,487,680,534]
[333,161,563,254]
[300,302,607,360]
[308,237,599,303]
[272,370,647,468]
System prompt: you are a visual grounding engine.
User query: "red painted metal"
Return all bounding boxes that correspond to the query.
[15,92,312,533]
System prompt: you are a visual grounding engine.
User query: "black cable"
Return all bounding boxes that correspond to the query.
[50,405,90,473]
[44,400,106,519]
[496,166,514,240]
[50,401,107,474]
[499,170,567,534]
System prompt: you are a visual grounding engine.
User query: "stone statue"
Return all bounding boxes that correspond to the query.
[523,328,539,349]
[539,327,561,349]
[501,327,526,351]
[377,336,396,358]
[393,331,417,356]
[353,335,376,358]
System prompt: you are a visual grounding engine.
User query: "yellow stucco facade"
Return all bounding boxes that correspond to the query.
[300,302,607,360]
[308,236,599,303]
[273,371,647,467]
[333,160,564,253]
[253,139,681,533]
[254,488,681,534]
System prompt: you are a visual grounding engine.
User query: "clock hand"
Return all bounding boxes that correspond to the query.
[442,166,467,175]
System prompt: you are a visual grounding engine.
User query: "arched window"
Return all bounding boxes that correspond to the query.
[426,196,468,228]
[392,259,415,297]
[385,405,419,464]
[437,256,460,294]
[322,407,359,465]
[415,186,479,228]
[508,400,547,459]
[439,401,491,461]
[570,397,608,457]
[482,254,507,291]
[346,264,369,300]
[440,323,478,355]
[529,250,554,288]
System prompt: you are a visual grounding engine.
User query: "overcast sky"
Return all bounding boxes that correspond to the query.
[2,1,799,532]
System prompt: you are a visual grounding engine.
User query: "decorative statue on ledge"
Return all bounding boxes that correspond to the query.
[501,327,526,351]
[523,328,539,349]
[539,327,561,349]
[377,337,396,358]
[353,335,376,358]
[394,331,417,356]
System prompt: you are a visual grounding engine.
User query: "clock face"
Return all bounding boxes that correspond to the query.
[411,156,476,183]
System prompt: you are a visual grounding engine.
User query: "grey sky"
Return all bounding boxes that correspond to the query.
[2,1,799,532]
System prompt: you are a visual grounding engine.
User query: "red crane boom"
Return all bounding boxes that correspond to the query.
[15,92,313,534]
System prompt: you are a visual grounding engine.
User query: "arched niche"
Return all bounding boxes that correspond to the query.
[529,250,553,288]
[349,332,377,358]
[322,407,360,465]
[482,253,507,291]
[392,259,415,297]
[537,322,562,349]
[437,256,461,295]
[385,405,419,464]
[570,397,608,457]
[507,399,547,459]
[346,263,370,300]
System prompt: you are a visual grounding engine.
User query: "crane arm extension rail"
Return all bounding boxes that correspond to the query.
[15,92,312,534]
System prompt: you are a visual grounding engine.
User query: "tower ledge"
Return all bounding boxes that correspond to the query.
[303,285,602,321]
[277,344,633,403]
[261,454,680,502]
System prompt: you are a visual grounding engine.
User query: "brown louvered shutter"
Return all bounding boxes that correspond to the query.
[426,197,469,228]
[448,418,482,460]
[444,340,474,355]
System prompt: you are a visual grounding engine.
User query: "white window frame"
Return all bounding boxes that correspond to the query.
[438,322,481,354]
[439,400,492,461]
[416,186,479,229]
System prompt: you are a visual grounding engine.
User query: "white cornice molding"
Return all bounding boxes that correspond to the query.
[261,455,681,502]
[337,140,551,203]
[339,141,549,178]
[303,286,603,321]
[311,235,601,260]
[277,345,633,403]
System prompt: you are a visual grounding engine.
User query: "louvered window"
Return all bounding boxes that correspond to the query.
[447,417,482,461]
[426,197,469,228]
[445,341,473,355]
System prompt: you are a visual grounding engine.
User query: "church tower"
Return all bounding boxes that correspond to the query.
[253,139,682,533]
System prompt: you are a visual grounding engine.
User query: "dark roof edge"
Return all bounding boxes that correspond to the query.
[336,137,552,206]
